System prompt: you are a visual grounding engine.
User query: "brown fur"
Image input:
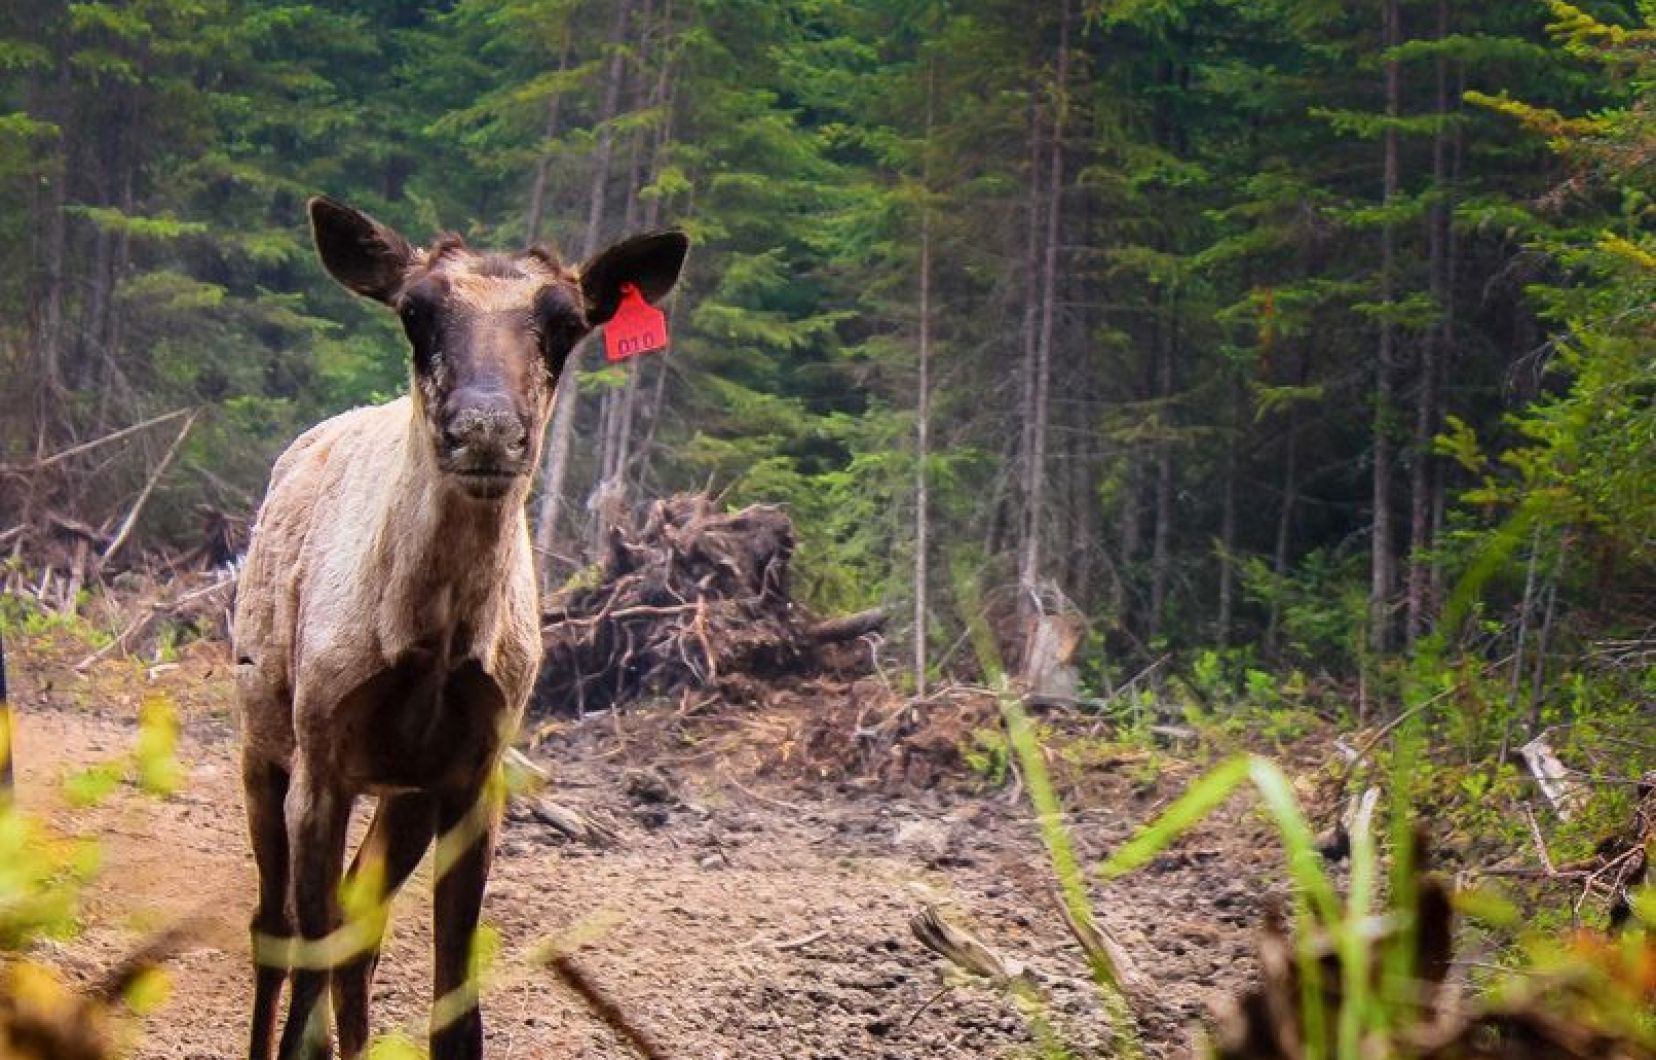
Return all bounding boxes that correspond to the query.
[235,198,686,1060]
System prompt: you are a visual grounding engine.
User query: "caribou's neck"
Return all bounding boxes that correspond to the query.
[374,405,535,668]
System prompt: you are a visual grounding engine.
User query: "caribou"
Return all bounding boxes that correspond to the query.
[233,197,686,1059]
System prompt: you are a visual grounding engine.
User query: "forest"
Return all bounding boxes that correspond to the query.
[0,0,1652,1058]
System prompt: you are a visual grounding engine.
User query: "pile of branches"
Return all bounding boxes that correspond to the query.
[533,494,884,716]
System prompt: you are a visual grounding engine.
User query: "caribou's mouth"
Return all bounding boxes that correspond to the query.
[450,467,522,499]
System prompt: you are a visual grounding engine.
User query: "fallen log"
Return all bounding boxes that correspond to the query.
[803,607,888,644]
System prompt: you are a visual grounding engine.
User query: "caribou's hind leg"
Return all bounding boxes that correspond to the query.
[244,752,293,1060]
[333,792,434,1059]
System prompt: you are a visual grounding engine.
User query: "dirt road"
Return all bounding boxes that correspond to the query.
[11,635,1281,1058]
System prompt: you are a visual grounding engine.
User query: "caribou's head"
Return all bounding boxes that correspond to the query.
[308,197,687,500]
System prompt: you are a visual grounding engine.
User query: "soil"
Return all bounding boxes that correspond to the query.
[9,631,1302,1059]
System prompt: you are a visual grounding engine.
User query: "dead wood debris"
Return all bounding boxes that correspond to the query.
[1596,773,1654,932]
[1518,734,1585,821]
[1210,856,1655,1060]
[1471,750,1652,928]
[533,494,884,716]
[910,905,1033,987]
[501,747,620,847]
[1051,889,1150,999]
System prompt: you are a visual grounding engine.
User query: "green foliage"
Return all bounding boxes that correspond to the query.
[0,806,98,951]
[1101,747,1656,1057]
[962,724,1011,787]
[1240,550,1368,672]
[0,0,1650,748]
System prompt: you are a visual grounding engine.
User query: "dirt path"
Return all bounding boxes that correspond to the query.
[11,637,1284,1059]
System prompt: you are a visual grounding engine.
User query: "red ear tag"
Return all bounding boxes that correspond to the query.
[603,283,669,362]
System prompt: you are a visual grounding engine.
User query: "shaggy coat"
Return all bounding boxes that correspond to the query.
[235,197,686,1060]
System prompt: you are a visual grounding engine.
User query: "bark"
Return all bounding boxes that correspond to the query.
[1502,524,1542,760]
[1017,0,1069,605]
[1066,349,1098,608]
[1015,85,1044,593]
[98,117,138,436]
[1265,353,1303,656]
[1527,540,1566,735]
[914,61,935,697]
[535,0,633,587]
[524,31,575,246]
[1370,0,1402,654]
[623,1,682,497]
[32,61,72,449]
[1119,456,1142,574]
[1430,60,1466,609]
[1408,0,1450,645]
[593,82,653,514]
[598,0,660,501]
[1149,287,1177,640]
[1217,387,1240,649]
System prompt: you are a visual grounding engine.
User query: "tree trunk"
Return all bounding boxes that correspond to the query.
[622,0,681,498]
[1370,0,1402,655]
[1149,286,1177,641]
[33,62,71,448]
[631,170,693,502]
[597,0,660,500]
[524,30,574,245]
[535,0,633,587]
[1430,60,1466,609]
[1017,0,1069,607]
[1504,524,1542,756]
[1217,385,1240,648]
[1527,539,1565,734]
[1407,0,1450,646]
[1015,83,1044,596]
[1266,364,1301,657]
[913,61,935,697]
[589,43,657,551]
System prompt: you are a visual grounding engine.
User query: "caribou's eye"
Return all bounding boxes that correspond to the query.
[533,285,587,374]
[398,281,446,368]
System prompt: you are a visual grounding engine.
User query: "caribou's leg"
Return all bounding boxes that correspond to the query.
[244,752,292,1060]
[278,768,352,1060]
[333,792,434,1059]
[429,784,500,1060]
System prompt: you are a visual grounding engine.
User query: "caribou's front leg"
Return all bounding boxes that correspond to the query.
[279,766,352,1060]
[430,783,501,1060]
[244,753,292,1060]
[334,792,434,1059]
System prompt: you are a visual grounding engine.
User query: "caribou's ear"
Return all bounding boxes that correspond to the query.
[579,230,689,325]
[308,196,414,304]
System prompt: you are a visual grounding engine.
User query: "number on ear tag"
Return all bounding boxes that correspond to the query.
[603,284,669,362]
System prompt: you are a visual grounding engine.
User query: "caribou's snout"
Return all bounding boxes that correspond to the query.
[440,388,530,496]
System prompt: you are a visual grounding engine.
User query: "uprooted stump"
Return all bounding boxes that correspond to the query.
[531,494,885,716]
